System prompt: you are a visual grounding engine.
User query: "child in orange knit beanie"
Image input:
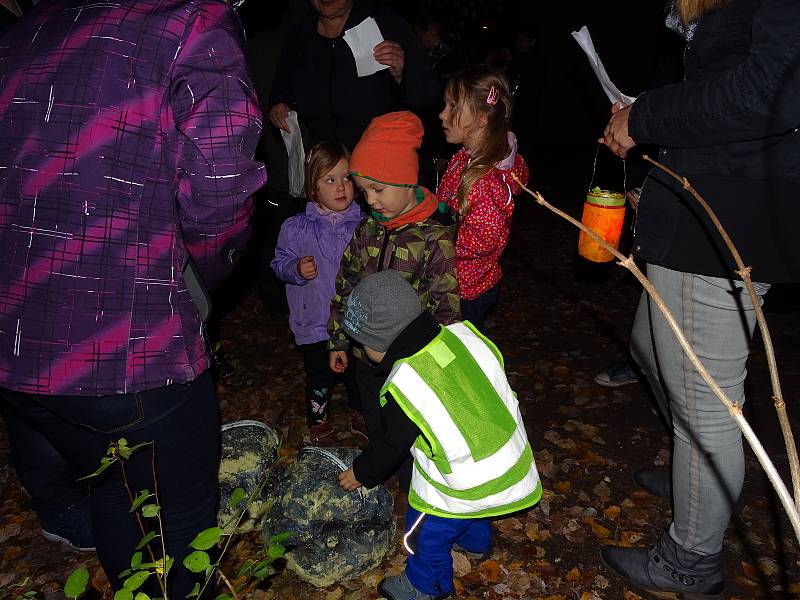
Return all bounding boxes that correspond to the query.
[327,112,460,478]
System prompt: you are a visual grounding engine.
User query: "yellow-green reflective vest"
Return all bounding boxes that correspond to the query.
[380,321,542,519]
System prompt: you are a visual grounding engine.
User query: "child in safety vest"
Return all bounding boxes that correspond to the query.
[328,111,460,460]
[338,270,541,600]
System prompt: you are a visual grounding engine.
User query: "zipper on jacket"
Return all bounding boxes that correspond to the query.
[377,226,392,271]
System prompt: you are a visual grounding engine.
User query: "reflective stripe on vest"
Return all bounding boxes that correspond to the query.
[382,322,541,517]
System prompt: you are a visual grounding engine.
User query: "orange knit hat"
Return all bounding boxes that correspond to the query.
[350,111,423,186]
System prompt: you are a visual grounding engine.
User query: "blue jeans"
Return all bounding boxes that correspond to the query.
[460,284,500,331]
[1,371,220,597]
[2,403,89,516]
[404,506,491,595]
[630,264,769,555]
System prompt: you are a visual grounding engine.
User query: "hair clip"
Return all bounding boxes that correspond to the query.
[486,85,499,106]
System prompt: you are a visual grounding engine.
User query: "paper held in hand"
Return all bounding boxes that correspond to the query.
[344,17,391,78]
[571,26,636,107]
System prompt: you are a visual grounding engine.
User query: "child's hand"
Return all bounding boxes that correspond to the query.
[297,256,317,280]
[329,350,348,373]
[338,467,362,491]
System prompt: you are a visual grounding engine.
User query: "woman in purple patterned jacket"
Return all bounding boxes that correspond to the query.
[0,0,266,596]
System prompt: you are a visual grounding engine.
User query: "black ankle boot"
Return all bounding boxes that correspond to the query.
[633,467,672,499]
[601,534,724,599]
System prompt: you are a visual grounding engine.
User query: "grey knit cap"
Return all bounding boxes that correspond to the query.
[343,271,422,352]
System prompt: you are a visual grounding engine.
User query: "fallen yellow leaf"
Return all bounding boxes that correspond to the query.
[554,481,571,493]
[481,559,501,582]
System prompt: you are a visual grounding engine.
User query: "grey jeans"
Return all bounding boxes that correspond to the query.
[630,264,770,555]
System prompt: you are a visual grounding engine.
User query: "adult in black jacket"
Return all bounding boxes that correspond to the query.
[599,0,800,597]
[268,0,441,151]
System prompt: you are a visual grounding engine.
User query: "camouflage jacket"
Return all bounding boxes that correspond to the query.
[328,210,460,353]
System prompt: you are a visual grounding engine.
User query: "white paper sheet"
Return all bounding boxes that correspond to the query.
[343,17,390,78]
[571,26,635,107]
[280,111,306,198]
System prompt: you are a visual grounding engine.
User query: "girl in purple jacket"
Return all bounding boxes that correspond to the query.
[271,143,365,445]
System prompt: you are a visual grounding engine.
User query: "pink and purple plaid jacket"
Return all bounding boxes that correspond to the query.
[0,0,266,396]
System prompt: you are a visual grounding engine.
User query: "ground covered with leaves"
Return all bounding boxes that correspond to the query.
[2,181,800,599]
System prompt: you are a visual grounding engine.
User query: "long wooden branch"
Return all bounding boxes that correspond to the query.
[642,155,800,509]
[511,173,800,542]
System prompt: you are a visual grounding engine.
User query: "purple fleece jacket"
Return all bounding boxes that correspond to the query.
[271,201,364,345]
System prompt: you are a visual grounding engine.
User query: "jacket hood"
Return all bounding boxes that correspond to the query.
[496,132,525,194]
[304,200,364,222]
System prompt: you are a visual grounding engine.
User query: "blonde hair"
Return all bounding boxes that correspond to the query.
[304,141,350,200]
[676,0,728,24]
[444,68,512,217]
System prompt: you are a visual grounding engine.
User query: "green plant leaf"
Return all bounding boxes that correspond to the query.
[114,589,133,600]
[253,564,273,580]
[116,439,151,460]
[182,551,210,573]
[128,441,152,455]
[131,551,143,569]
[133,593,150,600]
[213,594,231,600]
[189,527,221,550]
[135,531,158,550]
[118,569,132,579]
[130,490,153,513]
[64,568,89,599]
[268,541,286,559]
[141,504,160,518]
[229,487,246,509]
[163,557,174,576]
[237,559,254,579]
[117,439,132,459]
[186,584,200,598]
[78,455,116,480]
[268,531,293,545]
[24,592,37,599]
[122,571,151,591]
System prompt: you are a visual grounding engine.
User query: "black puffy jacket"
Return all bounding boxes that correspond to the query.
[629,0,800,282]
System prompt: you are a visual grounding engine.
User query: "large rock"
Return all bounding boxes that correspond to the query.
[263,446,395,587]
[218,420,282,534]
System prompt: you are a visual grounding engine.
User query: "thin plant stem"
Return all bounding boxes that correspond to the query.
[118,455,168,599]
[511,174,800,542]
[150,443,169,600]
[642,154,800,508]
[197,466,275,599]
[217,570,239,600]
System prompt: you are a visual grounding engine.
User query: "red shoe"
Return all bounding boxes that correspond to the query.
[309,421,336,446]
[349,410,369,441]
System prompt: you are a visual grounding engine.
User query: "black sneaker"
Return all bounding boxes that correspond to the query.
[40,498,95,552]
[594,359,639,387]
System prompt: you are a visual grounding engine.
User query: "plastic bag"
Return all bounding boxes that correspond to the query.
[280,110,306,198]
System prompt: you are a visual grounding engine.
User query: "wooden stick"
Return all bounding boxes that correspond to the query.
[642,155,800,509]
[511,174,800,542]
